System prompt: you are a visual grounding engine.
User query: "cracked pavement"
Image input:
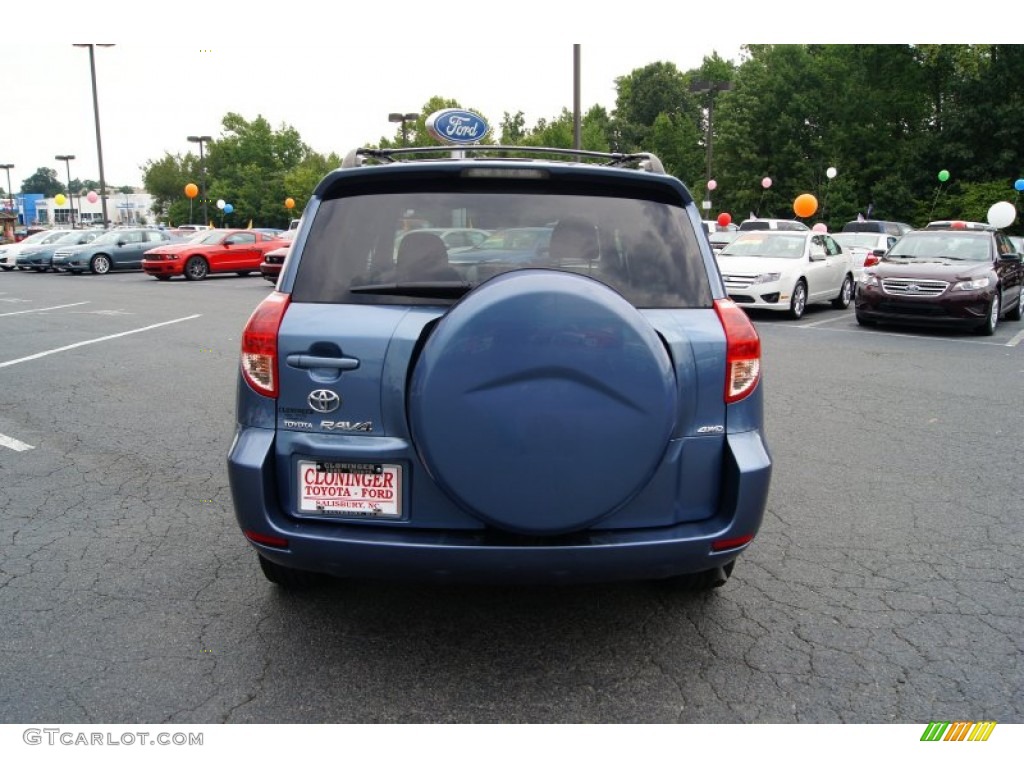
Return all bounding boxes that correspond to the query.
[0,275,1021,723]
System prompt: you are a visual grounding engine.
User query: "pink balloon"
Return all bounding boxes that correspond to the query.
[707,179,717,191]
[812,223,828,233]
[761,177,773,189]
[86,191,99,204]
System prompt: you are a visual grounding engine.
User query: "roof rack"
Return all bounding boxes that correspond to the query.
[341,145,666,174]
[925,220,996,231]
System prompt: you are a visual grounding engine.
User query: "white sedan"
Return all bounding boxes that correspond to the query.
[716,231,855,319]
[832,231,900,287]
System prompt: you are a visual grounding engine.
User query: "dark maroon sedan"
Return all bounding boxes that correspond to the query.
[855,221,1024,335]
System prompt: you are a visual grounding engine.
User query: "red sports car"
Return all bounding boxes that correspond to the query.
[259,229,296,284]
[142,229,288,281]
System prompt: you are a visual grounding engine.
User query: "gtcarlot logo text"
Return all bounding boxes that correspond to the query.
[23,728,203,747]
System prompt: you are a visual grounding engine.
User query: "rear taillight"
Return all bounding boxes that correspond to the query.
[863,254,880,267]
[713,298,761,404]
[241,291,290,398]
[712,534,755,552]
[244,530,289,548]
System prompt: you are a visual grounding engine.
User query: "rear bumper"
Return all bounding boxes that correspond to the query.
[227,425,772,584]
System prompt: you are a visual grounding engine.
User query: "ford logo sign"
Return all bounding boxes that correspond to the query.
[426,109,490,145]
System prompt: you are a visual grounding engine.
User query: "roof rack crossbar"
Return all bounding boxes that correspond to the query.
[341,145,665,173]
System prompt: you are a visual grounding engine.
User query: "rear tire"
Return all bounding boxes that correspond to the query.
[257,554,323,589]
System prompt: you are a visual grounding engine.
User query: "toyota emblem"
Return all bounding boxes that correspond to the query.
[308,389,341,413]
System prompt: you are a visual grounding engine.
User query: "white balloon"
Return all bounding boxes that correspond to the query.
[826,167,837,179]
[216,199,226,210]
[987,201,1017,229]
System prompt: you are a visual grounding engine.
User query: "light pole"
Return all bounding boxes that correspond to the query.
[55,154,76,228]
[689,79,733,211]
[188,135,212,224]
[74,44,114,229]
[388,113,419,147]
[573,44,581,151]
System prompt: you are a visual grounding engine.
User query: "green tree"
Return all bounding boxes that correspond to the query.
[21,167,63,197]
[647,111,703,188]
[282,151,343,222]
[204,113,312,228]
[499,111,527,144]
[613,61,697,152]
[141,154,192,225]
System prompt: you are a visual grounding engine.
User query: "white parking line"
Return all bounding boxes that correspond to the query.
[798,314,852,328]
[1007,328,1024,347]
[762,322,1019,346]
[0,433,34,452]
[0,301,91,318]
[0,314,202,369]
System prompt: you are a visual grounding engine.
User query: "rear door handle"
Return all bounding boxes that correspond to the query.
[286,354,360,371]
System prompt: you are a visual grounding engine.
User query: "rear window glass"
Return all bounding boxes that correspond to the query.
[291,189,712,309]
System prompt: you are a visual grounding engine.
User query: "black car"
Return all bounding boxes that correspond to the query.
[855,221,1024,334]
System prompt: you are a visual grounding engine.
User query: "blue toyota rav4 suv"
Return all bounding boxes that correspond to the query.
[228,133,771,591]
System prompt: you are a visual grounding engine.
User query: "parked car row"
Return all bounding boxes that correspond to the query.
[0,227,292,281]
[712,217,1024,335]
[6,217,1023,337]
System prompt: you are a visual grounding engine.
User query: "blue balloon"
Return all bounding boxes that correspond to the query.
[1015,179,1024,192]
[223,203,234,214]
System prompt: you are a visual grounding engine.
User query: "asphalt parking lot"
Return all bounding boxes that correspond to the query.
[0,269,1021,724]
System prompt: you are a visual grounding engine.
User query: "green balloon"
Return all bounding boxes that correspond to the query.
[938,170,950,182]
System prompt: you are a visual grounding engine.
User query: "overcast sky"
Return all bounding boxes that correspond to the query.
[2,5,976,192]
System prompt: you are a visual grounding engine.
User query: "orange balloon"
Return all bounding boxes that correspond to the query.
[793,193,818,218]
[184,183,199,199]
[284,197,295,209]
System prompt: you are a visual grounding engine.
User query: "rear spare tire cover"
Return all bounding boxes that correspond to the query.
[409,270,677,534]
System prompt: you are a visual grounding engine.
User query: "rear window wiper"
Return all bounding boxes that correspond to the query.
[349,281,473,298]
